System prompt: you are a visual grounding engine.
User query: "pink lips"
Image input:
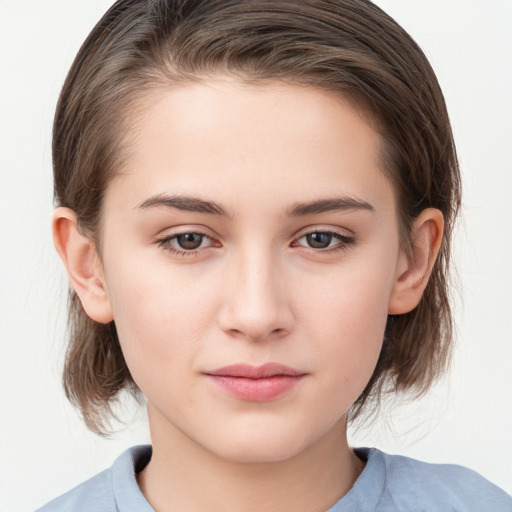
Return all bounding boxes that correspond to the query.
[205,363,306,402]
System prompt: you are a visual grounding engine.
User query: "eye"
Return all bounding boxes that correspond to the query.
[156,230,217,255]
[294,229,354,252]
[304,232,334,249]
[175,232,206,250]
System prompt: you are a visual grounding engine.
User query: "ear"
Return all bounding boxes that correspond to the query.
[388,208,444,315]
[52,207,114,324]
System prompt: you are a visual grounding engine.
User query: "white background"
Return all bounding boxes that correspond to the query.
[0,1,511,510]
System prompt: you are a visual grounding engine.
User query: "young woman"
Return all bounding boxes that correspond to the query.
[36,1,511,510]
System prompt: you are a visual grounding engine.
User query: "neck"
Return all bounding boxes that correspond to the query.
[137,407,364,512]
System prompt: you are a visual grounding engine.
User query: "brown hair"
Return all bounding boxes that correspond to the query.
[54,0,461,434]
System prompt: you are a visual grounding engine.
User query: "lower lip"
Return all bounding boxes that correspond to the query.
[206,375,304,402]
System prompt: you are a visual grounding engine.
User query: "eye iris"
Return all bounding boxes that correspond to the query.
[176,233,203,250]
[306,232,332,248]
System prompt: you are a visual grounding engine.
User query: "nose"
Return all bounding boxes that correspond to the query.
[217,245,294,342]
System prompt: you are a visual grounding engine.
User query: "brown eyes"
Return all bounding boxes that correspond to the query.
[157,229,354,256]
[156,232,213,255]
[294,231,355,251]
[304,232,334,249]
[175,233,206,250]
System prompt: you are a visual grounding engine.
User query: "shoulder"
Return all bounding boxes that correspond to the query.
[362,448,512,512]
[35,445,153,512]
[35,468,115,512]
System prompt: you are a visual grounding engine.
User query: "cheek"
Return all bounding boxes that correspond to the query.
[298,258,392,340]
[103,254,218,381]
[295,263,392,396]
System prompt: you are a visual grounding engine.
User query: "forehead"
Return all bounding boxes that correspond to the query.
[106,78,395,217]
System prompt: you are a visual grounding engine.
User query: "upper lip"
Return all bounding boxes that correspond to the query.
[205,363,306,379]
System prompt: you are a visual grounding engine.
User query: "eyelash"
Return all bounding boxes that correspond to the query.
[155,229,355,257]
[293,230,355,254]
[156,230,214,257]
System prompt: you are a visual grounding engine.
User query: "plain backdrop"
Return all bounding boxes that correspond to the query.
[0,1,511,510]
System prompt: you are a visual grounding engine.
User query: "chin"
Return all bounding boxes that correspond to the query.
[206,430,314,465]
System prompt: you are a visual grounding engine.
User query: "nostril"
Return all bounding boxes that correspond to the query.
[224,325,289,342]
[217,280,294,341]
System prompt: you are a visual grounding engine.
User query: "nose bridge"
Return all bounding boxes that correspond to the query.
[219,240,292,340]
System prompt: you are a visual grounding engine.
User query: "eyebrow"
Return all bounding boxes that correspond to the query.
[287,197,375,216]
[137,194,375,218]
[137,194,233,218]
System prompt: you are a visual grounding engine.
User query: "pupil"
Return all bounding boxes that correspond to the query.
[177,233,203,250]
[307,232,332,248]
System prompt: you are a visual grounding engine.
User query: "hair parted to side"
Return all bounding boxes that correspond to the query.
[54,0,461,434]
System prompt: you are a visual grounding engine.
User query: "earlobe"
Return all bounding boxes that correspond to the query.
[388,208,444,315]
[52,207,114,324]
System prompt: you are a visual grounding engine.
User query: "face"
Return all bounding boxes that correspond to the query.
[99,78,406,463]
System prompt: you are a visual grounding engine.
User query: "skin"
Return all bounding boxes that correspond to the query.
[53,78,443,511]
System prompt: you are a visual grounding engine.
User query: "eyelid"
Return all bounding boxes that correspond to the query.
[154,225,221,256]
[154,223,216,237]
[291,226,356,252]
[292,224,354,240]
[153,224,355,257]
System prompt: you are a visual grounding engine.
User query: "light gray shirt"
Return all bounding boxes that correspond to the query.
[36,445,512,511]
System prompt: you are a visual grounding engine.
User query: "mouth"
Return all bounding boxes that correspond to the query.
[204,363,307,402]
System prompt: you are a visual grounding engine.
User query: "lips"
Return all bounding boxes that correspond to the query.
[205,363,306,402]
